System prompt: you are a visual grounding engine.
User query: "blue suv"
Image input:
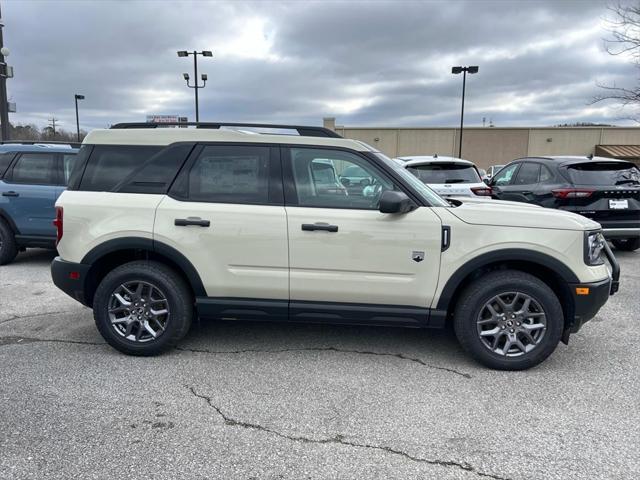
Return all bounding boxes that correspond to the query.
[0,142,79,264]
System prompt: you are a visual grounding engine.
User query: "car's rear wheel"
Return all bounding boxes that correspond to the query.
[93,261,193,355]
[453,270,563,370]
[612,237,640,252]
[0,219,18,265]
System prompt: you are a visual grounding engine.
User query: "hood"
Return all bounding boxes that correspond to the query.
[448,200,601,231]
[447,196,542,208]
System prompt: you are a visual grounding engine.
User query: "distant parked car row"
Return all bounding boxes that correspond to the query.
[395,153,640,251]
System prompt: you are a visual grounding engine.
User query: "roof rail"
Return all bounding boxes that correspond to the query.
[0,140,81,148]
[109,122,343,138]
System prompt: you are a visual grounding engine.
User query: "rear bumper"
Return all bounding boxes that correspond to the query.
[601,227,640,239]
[51,256,91,306]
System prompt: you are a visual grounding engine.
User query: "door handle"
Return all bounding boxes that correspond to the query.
[1,191,19,197]
[174,217,210,227]
[302,223,338,233]
[521,191,533,195]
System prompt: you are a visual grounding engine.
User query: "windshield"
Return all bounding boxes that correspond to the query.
[407,163,481,184]
[564,162,640,186]
[373,152,449,207]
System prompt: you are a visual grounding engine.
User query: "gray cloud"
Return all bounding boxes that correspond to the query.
[2,0,635,131]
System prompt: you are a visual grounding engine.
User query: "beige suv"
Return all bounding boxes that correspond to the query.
[51,122,620,370]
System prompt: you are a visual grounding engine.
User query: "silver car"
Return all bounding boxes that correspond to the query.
[395,155,491,197]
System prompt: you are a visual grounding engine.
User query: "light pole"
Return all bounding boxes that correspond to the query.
[177,50,212,122]
[451,65,479,158]
[74,94,84,142]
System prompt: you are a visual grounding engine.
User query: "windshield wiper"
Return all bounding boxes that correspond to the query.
[615,179,640,185]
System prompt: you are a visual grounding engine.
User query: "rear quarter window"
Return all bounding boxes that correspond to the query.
[79,145,163,191]
[0,152,14,177]
[564,162,640,186]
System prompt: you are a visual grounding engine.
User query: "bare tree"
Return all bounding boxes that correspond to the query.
[592,2,640,120]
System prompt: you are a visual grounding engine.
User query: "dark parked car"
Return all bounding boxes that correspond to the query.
[489,156,640,251]
[0,142,79,264]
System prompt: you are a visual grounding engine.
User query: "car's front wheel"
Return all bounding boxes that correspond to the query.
[93,261,193,355]
[453,270,564,370]
[612,237,640,252]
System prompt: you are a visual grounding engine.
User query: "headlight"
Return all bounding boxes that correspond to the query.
[584,231,606,266]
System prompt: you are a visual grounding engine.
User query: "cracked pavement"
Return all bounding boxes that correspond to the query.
[1,249,639,479]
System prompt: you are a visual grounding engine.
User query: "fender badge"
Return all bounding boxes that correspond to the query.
[412,251,425,263]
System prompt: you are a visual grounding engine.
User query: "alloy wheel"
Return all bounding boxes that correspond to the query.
[108,281,170,342]
[476,292,547,357]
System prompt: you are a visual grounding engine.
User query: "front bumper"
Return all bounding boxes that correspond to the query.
[51,256,91,306]
[567,241,620,334]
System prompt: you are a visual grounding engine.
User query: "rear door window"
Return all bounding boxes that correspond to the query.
[407,163,480,184]
[513,163,540,185]
[172,144,274,204]
[564,162,640,186]
[79,145,162,191]
[9,153,57,185]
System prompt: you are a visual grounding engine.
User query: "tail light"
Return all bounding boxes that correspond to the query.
[53,207,63,245]
[552,188,594,199]
[471,186,492,196]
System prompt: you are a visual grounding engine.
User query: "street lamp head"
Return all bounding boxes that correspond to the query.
[451,66,463,74]
[201,73,208,81]
[183,73,190,81]
[75,94,85,100]
[202,51,213,57]
[177,50,189,57]
[0,47,9,57]
[468,66,479,74]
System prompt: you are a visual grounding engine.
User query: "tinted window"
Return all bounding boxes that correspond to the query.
[539,165,553,183]
[493,163,519,185]
[513,163,540,185]
[565,162,640,186]
[184,145,271,204]
[80,145,162,191]
[10,153,57,184]
[290,148,395,209]
[407,163,480,184]
[0,152,14,177]
[62,153,78,185]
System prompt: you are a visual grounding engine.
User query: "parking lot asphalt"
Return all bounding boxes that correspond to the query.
[0,249,638,480]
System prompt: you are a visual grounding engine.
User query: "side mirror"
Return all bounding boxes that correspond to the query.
[379,190,413,214]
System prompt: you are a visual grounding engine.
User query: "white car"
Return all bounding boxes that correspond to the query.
[395,156,491,197]
[51,122,619,370]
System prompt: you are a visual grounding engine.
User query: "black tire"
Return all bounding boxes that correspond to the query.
[0,218,18,265]
[93,260,193,356]
[453,270,563,371]
[612,237,640,252]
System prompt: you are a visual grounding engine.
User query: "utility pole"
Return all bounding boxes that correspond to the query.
[0,3,10,141]
[48,117,58,138]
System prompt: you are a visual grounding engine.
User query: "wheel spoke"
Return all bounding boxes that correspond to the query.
[113,293,131,307]
[522,322,545,331]
[143,320,158,338]
[111,315,130,324]
[480,327,501,337]
[149,308,168,317]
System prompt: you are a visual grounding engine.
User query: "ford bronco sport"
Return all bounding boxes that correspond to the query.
[51,122,620,370]
[0,142,79,264]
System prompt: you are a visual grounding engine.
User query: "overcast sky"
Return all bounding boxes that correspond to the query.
[3,0,636,131]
